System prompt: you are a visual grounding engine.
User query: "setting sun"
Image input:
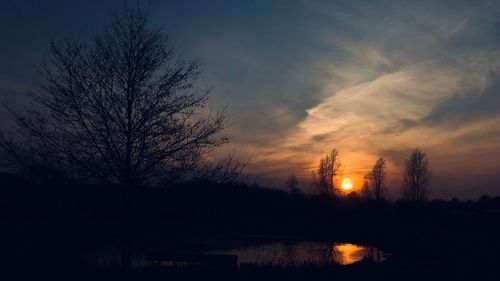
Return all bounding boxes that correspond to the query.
[341,178,353,191]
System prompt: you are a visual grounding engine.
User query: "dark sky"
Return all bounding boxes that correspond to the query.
[2,0,500,199]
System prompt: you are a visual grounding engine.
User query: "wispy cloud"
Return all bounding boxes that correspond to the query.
[232,1,500,198]
[1,0,500,198]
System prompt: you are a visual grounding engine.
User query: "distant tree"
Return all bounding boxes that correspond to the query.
[312,148,342,195]
[0,5,227,270]
[362,174,374,199]
[402,149,431,201]
[285,173,300,194]
[363,158,386,200]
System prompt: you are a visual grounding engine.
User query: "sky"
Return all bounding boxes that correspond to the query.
[1,0,500,199]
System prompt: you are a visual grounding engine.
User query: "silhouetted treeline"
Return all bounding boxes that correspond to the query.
[3,172,500,241]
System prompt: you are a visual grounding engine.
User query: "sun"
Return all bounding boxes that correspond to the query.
[341,178,353,191]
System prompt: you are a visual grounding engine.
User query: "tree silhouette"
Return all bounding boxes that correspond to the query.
[0,5,227,270]
[195,151,249,184]
[0,7,226,185]
[312,148,342,195]
[285,173,300,194]
[361,175,373,199]
[363,158,386,200]
[402,149,431,201]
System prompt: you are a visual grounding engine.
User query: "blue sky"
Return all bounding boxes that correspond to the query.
[2,0,500,198]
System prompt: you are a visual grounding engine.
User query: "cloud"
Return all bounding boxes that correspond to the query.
[2,0,500,198]
[236,1,500,198]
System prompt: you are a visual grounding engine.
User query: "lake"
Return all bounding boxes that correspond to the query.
[210,241,386,266]
[85,240,387,268]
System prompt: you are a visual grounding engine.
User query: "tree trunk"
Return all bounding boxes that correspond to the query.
[121,183,132,272]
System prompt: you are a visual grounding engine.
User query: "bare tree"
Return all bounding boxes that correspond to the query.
[402,149,431,201]
[195,151,249,184]
[363,158,386,200]
[285,173,300,194]
[0,6,226,186]
[0,5,227,270]
[312,148,342,195]
[362,174,374,199]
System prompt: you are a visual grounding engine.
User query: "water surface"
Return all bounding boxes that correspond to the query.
[210,241,386,266]
[85,240,387,268]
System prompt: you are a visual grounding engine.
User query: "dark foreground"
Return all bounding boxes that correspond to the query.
[2,174,500,280]
[5,252,499,281]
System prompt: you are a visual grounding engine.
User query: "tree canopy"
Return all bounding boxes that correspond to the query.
[0,6,227,186]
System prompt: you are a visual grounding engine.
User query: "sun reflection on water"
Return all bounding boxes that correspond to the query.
[332,243,383,265]
[87,241,387,269]
[211,242,386,266]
